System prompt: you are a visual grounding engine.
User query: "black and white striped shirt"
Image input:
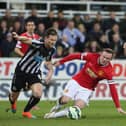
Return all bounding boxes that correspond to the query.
[17,39,55,74]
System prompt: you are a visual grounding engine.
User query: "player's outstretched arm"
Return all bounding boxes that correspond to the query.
[14,47,24,57]
[12,32,32,45]
[109,84,126,115]
[53,61,60,67]
[53,53,81,66]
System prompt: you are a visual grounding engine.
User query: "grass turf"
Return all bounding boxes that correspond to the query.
[0,100,126,126]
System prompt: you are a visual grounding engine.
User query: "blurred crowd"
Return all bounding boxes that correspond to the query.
[0,9,126,59]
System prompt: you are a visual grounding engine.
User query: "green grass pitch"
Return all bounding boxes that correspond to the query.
[0,100,126,126]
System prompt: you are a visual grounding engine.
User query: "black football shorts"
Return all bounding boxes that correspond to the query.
[11,68,42,92]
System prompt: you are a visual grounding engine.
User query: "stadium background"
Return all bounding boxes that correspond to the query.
[0,0,126,126]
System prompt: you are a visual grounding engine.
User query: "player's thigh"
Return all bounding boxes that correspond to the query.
[31,83,43,97]
[27,73,42,86]
[75,87,93,106]
[27,74,43,97]
[74,99,86,109]
[11,91,20,101]
[11,72,26,92]
[63,79,78,99]
[60,95,72,104]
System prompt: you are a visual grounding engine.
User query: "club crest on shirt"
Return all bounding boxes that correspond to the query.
[98,70,104,76]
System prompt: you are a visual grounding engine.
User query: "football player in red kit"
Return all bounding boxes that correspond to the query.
[15,20,40,57]
[44,48,126,119]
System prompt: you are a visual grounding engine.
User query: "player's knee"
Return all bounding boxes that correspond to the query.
[32,84,42,98]
[32,91,42,98]
[75,100,86,109]
[11,92,20,101]
[60,96,71,104]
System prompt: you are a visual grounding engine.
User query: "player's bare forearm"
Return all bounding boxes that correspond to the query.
[12,32,32,45]
[44,61,54,84]
[18,36,32,45]
[14,47,24,57]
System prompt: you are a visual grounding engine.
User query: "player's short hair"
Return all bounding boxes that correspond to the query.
[25,19,35,26]
[44,27,58,38]
[102,48,115,57]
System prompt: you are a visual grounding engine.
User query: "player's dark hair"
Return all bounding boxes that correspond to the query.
[44,28,57,38]
[103,48,115,57]
[25,19,35,26]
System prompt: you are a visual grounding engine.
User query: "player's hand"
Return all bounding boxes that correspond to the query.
[41,79,52,89]
[123,42,126,48]
[42,78,51,85]
[117,107,126,114]
[45,78,51,84]
[53,61,60,67]
[12,32,19,40]
[41,79,49,86]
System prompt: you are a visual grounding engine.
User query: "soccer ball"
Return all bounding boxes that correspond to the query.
[67,106,81,120]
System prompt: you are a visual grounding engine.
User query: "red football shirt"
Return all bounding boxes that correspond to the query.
[73,53,113,90]
[16,32,40,54]
[59,52,120,108]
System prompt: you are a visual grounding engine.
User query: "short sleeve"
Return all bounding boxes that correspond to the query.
[16,41,22,48]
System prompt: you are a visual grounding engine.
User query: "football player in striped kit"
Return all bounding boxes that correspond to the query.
[8,28,57,118]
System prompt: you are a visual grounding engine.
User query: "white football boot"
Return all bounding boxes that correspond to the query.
[44,112,56,119]
[50,105,61,112]
[50,100,62,112]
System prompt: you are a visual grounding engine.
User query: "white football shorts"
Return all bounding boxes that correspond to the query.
[63,79,93,105]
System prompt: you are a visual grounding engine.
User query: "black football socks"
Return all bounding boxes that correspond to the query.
[24,95,40,112]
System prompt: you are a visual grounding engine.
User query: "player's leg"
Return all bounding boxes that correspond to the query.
[9,92,19,102]
[48,79,76,113]
[22,73,42,118]
[44,79,77,118]
[74,99,86,109]
[52,99,87,119]
[22,83,42,118]
[24,85,40,111]
[44,99,86,119]
[74,85,93,109]
[44,98,89,119]
[44,80,93,119]
[8,91,20,113]
[8,71,23,113]
[44,95,71,119]
[50,95,71,112]
[44,108,69,119]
